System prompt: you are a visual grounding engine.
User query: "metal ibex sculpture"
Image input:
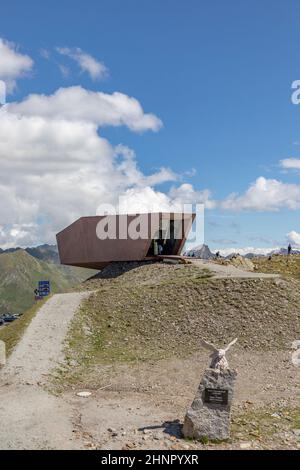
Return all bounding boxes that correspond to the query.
[200,338,238,371]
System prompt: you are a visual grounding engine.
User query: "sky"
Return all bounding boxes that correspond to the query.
[1,0,300,252]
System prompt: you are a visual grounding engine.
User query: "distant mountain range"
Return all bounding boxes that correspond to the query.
[0,244,59,263]
[0,245,96,315]
[184,244,300,259]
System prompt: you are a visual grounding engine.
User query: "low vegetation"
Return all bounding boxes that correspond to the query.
[0,249,96,314]
[231,407,300,448]
[253,253,300,280]
[0,298,47,355]
[54,261,300,389]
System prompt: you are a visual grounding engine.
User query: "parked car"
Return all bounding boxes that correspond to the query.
[0,317,4,325]
[2,313,17,323]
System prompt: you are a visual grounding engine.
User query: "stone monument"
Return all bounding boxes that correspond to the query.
[183,338,237,441]
[0,340,6,368]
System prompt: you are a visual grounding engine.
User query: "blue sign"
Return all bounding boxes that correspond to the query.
[38,280,51,297]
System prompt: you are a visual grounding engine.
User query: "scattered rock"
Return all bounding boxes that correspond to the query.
[240,441,252,449]
[76,391,92,398]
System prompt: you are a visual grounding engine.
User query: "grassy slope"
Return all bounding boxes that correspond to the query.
[0,249,96,314]
[253,253,300,280]
[55,262,300,389]
[0,297,48,355]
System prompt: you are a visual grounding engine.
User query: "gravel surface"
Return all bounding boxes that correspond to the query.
[0,292,89,449]
[192,259,279,278]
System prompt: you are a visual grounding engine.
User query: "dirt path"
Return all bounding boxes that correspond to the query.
[191,259,280,279]
[0,292,90,450]
[65,350,300,450]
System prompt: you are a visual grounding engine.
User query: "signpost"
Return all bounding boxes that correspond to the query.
[38,281,51,297]
[35,281,51,300]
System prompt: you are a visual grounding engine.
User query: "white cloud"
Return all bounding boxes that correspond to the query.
[287,230,300,246]
[218,246,280,257]
[56,47,108,80]
[221,176,300,211]
[280,158,300,170]
[118,187,182,214]
[113,145,179,187]
[0,38,33,92]
[8,86,163,132]
[116,183,215,217]
[58,64,70,78]
[0,85,213,248]
[169,183,216,209]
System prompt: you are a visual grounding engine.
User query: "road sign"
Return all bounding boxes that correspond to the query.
[38,280,51,297]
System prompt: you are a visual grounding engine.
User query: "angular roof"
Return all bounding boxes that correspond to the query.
[56,212,195,269]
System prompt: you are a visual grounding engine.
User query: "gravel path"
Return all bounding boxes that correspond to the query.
[191,259,280,279]
[0,292,90,449]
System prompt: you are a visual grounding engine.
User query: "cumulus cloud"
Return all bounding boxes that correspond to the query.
[169,184,216,209]
[117,187,182,214]
[280,158,300,170]
[287,230,300,246]
[56,47,108,80]
[0,84,214,248]
[221,176,300,211]
[0,38,33,92]
[8,86,163,132]
[116,183,216,215]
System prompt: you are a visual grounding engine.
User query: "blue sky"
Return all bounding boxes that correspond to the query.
[1,0,300,252]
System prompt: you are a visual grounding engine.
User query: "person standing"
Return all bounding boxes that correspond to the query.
[288,243,292,256]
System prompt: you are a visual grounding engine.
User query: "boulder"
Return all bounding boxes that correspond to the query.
[183,368,237,441]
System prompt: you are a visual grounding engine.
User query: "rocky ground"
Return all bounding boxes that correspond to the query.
[59,262,299,385]
[63,350,300,450]
[0,260,299,450]
[52,261,299,450]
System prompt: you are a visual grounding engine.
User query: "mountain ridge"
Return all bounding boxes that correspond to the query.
[185,244,300,259]
[0,248,96,314]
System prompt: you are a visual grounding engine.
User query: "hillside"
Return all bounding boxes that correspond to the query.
[252,253,300,280]
[57,261,300,389]
[0,249,96,314]
[3,259,298,451]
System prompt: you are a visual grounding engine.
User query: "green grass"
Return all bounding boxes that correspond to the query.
[253,254,300,280]
[231,407,300,441]
[0,249,97,315]
[50,262,300,391]
[0,297,48,355]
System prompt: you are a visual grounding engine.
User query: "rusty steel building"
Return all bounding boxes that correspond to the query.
[56,212,195,269]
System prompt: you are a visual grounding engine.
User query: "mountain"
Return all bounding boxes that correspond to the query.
[0,244,60,263]
[184,244,215,259]
[225,248,300,258]
[25,244,60,263]
[0,249,96,314]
